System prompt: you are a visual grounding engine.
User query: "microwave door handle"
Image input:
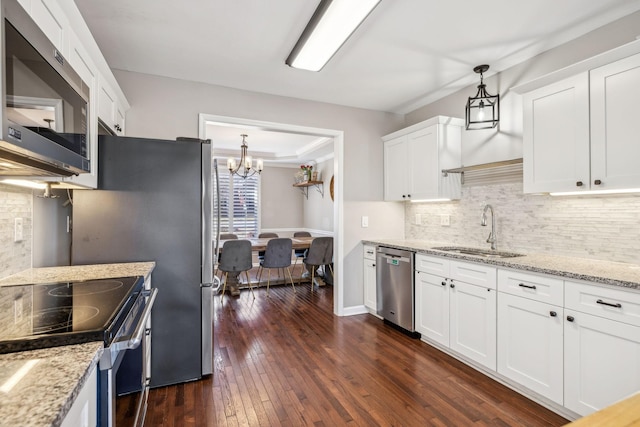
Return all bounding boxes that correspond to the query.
[114,288,158,352]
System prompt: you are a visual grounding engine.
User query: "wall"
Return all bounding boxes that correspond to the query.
[405,11,640,167]
[113,69,405,308]
[0,184,32,279]
[406,181,640,264]
[303,156,334,233]
[260,165,303,230]
[32,190,71,268]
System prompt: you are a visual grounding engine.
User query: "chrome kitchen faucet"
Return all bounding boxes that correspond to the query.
[481,204,497,250]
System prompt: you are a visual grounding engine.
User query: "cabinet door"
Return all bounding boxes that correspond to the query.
[30,0,67,52]
[383,136,408,201]
[363,258,377,313]
[590,53,640,190]
[564,311,640,416]
[415,271,449,346]
[450,282,497,370]
[523,73,590,193]
[98,78,117,131]
[497,293,563,404]
[408,126,438,200]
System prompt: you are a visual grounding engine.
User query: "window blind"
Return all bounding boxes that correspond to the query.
[213,167,260,238]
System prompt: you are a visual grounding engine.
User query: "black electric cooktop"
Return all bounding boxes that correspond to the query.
[0,276,144,354]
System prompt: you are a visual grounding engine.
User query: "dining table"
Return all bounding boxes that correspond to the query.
[216,236,315,296]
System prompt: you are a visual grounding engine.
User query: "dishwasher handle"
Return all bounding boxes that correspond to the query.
[379,253,411,264]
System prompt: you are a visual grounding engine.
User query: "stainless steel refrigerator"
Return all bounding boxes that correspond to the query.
[71,135,215,387]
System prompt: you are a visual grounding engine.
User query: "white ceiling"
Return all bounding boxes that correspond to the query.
[74,0,640,163]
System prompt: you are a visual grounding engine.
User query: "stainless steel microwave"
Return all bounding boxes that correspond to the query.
[0,0,90,177]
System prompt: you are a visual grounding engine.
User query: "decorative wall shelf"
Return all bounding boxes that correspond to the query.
[293,180,324,199]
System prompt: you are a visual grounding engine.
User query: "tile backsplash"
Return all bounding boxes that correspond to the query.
[406,182,640,264]
[0,184,32,278]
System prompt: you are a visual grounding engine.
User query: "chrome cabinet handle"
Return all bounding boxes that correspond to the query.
[596,299,621,308]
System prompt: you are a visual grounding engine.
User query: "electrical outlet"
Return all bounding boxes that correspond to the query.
[415,214,422,225]
[14,218,23,242]
[361,216,369,228]
[440,214,450,226]
[14,297,23,323]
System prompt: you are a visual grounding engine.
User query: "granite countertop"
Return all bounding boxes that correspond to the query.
[0,262,156,427]
[0,342,103,427]
[364,239,640,290]
[0,261,156,287]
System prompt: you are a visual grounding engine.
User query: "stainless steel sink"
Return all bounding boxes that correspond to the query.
[431,246,524,259]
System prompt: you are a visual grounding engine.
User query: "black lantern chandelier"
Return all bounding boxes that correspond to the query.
[465,64,500,130]
[227,134,263,179]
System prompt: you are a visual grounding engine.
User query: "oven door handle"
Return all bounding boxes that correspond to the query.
[116,288,158,351]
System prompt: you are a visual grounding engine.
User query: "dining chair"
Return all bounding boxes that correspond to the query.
[257,232,279,262]
[257,238,296,296]
[292,231,311,274]
[214,233,239,279]
[218,239,255,298]
[302,236,334,292]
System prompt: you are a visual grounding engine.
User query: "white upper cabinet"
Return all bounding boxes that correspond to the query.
[518,40,640,194]
[590,53,640,190]
[98,77,126,135]
[25,0,67,52]
[383,116,462,201]
[522,74,590,193]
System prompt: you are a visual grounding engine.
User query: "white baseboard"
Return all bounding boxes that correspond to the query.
[342,305,368,316]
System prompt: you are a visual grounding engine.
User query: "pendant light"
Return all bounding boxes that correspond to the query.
[227,134,263,179]
[465,64,500,130]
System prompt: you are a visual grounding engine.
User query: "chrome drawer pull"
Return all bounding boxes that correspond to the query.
[596,299,622,308]
[518,283,537,290]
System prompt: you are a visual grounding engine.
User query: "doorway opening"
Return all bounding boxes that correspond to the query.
[199,114,345,315]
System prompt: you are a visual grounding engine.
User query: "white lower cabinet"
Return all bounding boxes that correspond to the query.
[450,280,496,370]
[415,271,450,346]
[497,292,564,404]
[61,365,97,427]
[415,255,497,370]
[363,245,377,314]
[563,280,640,416]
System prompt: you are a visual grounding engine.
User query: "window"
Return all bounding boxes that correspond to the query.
[213,164,260,238]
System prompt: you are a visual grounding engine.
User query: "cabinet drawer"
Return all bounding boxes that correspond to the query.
[364,245,376,260]
[415,254,448,275]
[450,261,496,289]
[565,281,640,326]
[497,269,563,305]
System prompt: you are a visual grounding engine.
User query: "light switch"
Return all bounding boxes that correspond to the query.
[14,218,23,242]
[440,214,450,226]
[361,216,369,228]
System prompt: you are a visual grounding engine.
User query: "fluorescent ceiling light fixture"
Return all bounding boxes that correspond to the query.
[286,0,381,72]
[550,188,640,196]
[0,179,48,189]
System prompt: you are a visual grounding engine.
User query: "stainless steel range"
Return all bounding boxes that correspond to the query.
[0,276,157,427]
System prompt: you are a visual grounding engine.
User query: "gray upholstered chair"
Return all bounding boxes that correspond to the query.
[302,237,334,292]
[257,238,296,296]
[257,232,279,262]
[292,231,311,273]
[215,233,239,278]
[218,239,255,298]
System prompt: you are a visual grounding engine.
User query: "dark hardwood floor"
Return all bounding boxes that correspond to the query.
[145,280,569,426]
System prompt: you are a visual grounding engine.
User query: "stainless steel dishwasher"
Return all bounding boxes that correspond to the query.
[376,246,418,337]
